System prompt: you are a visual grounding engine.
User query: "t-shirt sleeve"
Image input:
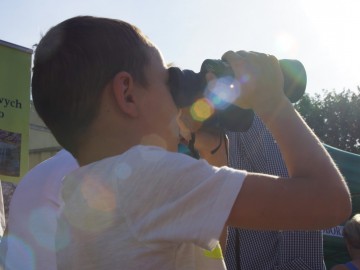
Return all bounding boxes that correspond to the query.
[117,147,246,250]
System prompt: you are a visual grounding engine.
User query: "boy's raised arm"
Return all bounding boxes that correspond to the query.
[197,51,351,231]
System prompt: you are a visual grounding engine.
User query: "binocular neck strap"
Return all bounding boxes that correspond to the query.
[188,131,229,163]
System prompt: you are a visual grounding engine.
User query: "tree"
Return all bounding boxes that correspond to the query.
[295,87,360,154]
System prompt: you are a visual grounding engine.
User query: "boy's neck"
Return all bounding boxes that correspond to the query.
[76,133,176,166]
[76,131,140,166]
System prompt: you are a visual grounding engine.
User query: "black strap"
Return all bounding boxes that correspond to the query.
[188,133,200,159]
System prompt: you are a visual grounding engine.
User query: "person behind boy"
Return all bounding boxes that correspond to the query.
[31,16,351,269]
[4,149,78,270]
[225,115,325,269]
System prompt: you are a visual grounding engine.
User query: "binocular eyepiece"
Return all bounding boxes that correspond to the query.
[168,58,307,132]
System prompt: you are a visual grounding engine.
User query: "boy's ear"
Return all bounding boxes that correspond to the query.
[112,71,138,117]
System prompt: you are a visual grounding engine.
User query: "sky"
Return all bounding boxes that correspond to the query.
[1,0,359,96]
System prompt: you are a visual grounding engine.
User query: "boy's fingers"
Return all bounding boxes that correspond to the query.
[221,51,248,81]
[221,50,244,64]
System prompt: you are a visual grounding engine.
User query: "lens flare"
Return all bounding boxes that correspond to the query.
[239,74,250,84]
[81,176,116,213]
[29,206,57,250]
[205,76,241,110]
[63,175,116,233]
[3,235,35,269]
[115,162,132,180]
[190,98,214,122]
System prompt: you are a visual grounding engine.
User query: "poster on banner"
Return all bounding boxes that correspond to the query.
[0,40,32,183]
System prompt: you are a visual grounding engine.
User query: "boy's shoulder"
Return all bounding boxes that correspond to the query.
[66,145,198,180]
[60,145,211,202]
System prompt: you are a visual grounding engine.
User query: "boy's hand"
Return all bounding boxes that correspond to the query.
[221,51,286,120]
[178,50,286,148]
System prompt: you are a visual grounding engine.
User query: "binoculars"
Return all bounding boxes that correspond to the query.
[168,58,307,132]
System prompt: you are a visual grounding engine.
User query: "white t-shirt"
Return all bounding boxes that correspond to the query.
[5,150,78,270]
[56,145,246,270]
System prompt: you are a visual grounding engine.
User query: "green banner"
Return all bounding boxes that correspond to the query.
[323,144,360,268]
[0,40,32,183]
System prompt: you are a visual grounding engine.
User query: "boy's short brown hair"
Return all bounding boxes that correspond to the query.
[32,16,154,156]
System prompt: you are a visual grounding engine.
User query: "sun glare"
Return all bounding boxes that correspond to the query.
[275,32,298,55]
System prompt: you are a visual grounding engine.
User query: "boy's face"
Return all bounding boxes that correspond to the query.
[137,48,180,152]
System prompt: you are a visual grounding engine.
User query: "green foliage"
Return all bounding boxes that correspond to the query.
[295,87,360,154]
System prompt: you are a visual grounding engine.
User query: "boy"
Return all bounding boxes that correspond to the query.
[31,16,351,269]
